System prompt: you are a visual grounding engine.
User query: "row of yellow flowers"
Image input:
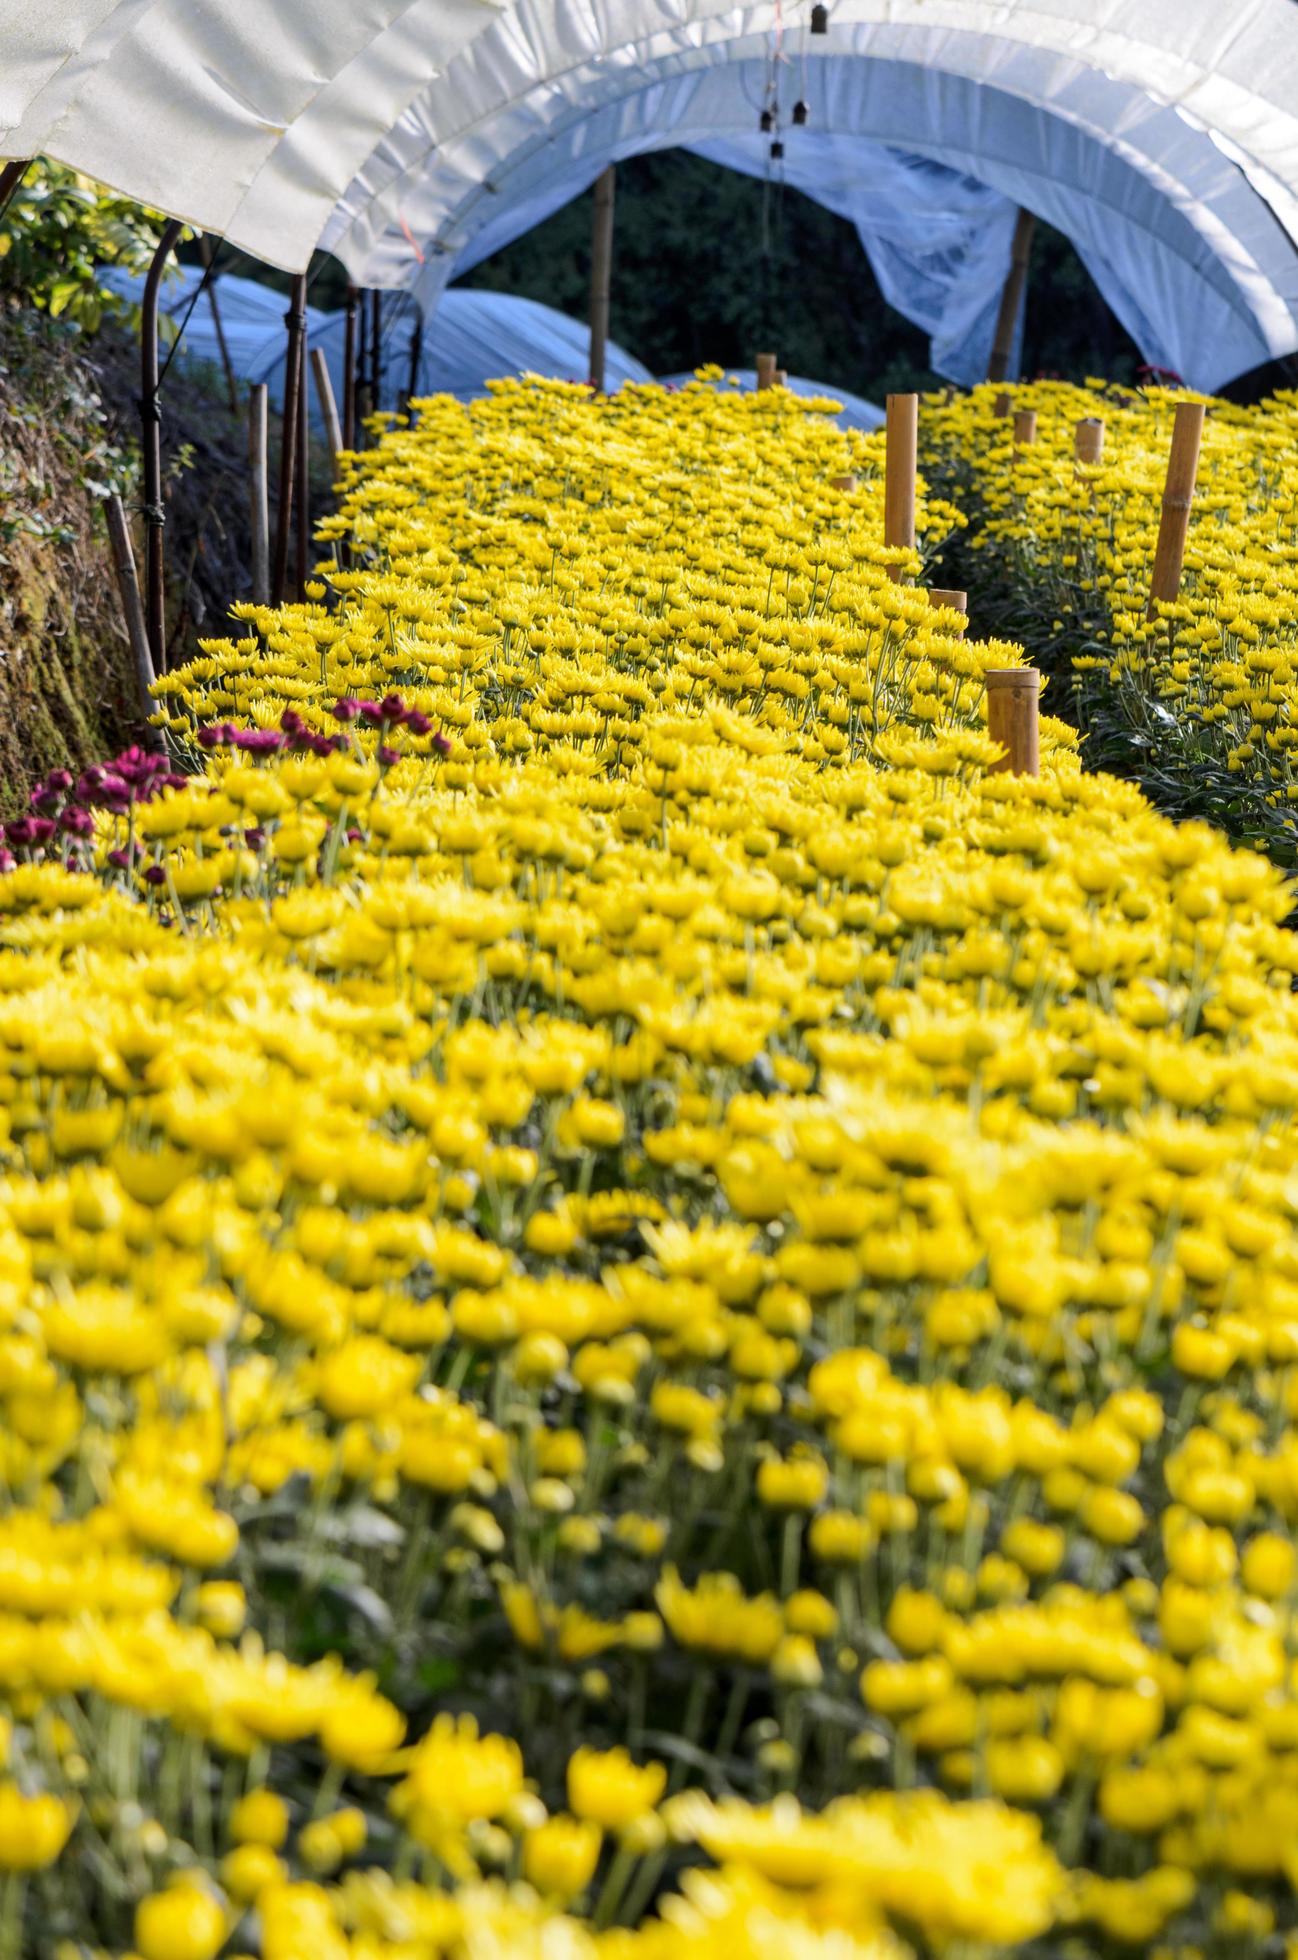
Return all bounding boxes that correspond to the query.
[0,373,1295,1954]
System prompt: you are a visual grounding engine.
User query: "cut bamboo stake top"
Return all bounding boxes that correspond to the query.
[928,588,967,614]
[988,207,1036,384]
[755,353,778,391]
[588,165,616,394]
[884,393,918,583]
[102,494,162,745]
[248,383,270,607]
[1074,416,1105,466]
[992,392,1013,418]
[830,474,858,493]
[1147,401,1206,617]
[311,348,343,483]
[986,668,1040,776]
[1013,408,1037,448]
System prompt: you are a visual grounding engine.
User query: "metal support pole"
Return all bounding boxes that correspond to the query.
[407,307,423,415]
[589,165,616,393]
[271,273,307,606]
[140,218,185,675]
[295,319,310,603]
[248,383,270,605]
[343,285,359,451]
[356,289,370,441]
[988,208,1036,385]
[0,160,32,223]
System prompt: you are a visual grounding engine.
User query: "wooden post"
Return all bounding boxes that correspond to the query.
[988,207,1036,384]
[1147,401,1205,615]
[775,368,788,386]
[992,392,1013,418]
[370,289,382,415]
[1074,416,1105,466]
[830,474,858,493]
[342,285,359,452]
[103,494,161,742]
[248,383,270,605]
[1013,409,1037,448]
[884,392,918,583]
[986,668,1040,775]
[140,218,185,674]
[756,353,777,390]
[311,349,343,483]
[928,588,967,614]
[271,273,307,606]
[589,165,616,393]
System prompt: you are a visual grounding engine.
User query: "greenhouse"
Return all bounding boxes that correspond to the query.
[5,2,1298,1956]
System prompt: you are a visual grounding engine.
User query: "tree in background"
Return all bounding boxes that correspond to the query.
[0,160,170,331]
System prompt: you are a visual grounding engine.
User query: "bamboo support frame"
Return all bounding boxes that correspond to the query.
[1147,401,1205,617]
[311,349,343,483]
[271,273,307,607]
[986,669,1040,776]
[103,494,161,742]
[140,218,185,674]
[884,393,918,583]
[988,207,1036,384]
[589,165,616,394]
[248,383,270,606]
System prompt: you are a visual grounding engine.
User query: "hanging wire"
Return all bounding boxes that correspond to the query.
[154,234,226,393]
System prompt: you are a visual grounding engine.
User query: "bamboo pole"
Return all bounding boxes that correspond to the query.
[342,285,358,452]
[370,289,382,415]
[271,274,307,606]
[986,669,1040,775]
[830,474,858,493]
[1013,408,1037,448]
[140,218,185,674]
[406,309,423,416]
[1074,416,1105,466]
[1147,401,1205,616]
[988,207,1036,384]
[756,353,777,390]
[589,165,616,393]
[928,588,967,614]
[0,161,31,224]
[884,393,918,583]
[311,349,343,483]
[992,392,1013,418]
[103,494,161,742]
[197,235,239,415]
[248,383,270,606]
[355,288,370,442]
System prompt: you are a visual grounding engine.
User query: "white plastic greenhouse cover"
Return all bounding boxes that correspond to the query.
[8,1,1298,385]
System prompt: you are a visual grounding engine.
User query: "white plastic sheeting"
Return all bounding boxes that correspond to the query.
[660,372,885,431]
[98,267,652,412]
[9,1,1298,385]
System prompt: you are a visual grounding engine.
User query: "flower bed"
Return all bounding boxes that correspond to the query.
[1,377,1297,1955]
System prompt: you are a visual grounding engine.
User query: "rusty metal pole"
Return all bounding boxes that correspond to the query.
[271,273,307,605]
[0,161,32,223]
[589,165,616,392]
[140,218,185,674]
[343,285,359,451]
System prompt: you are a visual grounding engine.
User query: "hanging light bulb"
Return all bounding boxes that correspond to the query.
[792,100,808,125]
[770,139,784,159]
[810,3,828,31]
[760,107,773,132]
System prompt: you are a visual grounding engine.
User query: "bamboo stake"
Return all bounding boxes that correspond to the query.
[755,353,777,391]
[1074,416,1105,466]
[198,235,239,414]
[992,392,1013,418]
[295,325,310,604]
[1147,401,1205,617]
[311,348,343,483]
[589,165,616,394]
[884,393,918,583]
[988,207,1036,384]
[830,474,858,493]
[928,588,967,614]
[103,494,162,743]
[406,309,423,416]
[1013,409,1037,448]
[986,668,1040,775]
[140,218,185,674]
[370,289,382,414]
[248,383,270,605]
[0,161,31,224]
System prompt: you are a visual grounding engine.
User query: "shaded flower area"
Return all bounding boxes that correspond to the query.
[0,373,1294,1955]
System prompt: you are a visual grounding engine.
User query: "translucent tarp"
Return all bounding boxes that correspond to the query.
[11,1,1298,386]
[660,372,884,431]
